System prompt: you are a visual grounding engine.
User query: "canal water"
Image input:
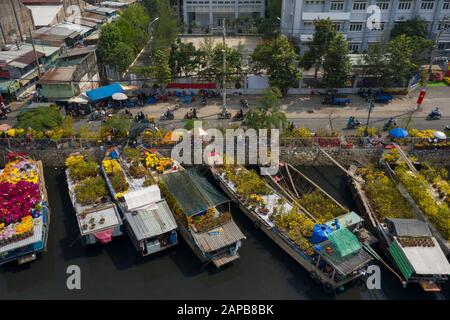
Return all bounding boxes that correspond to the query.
[0,166,448,300]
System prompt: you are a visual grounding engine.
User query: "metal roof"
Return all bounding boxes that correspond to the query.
[59,46,96,59]
[396,237,450,275]
[125,199,177,241]
[26,5,63,27]
[325,211,364,229]
[191,220,246,252]
[21,0,62,4]
[40,66,77,83]
[386,218,432,237]
[0,43,59,64]
[316,239,373,276]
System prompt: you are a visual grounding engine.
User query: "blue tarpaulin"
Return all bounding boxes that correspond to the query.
[389,127,409,138]
[86,83,124,101]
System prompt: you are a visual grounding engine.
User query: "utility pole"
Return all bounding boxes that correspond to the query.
[29,28,41,78]
[364,97,374,137]
[222,18,227,114]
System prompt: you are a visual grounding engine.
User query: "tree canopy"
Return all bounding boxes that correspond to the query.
[16,106,63,131]
[252,35,301,95]
[322,33,352,88]
[391,17,429,39]
[243,87,287,130]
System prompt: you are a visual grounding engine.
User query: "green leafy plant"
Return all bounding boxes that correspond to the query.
[74,176,108,205]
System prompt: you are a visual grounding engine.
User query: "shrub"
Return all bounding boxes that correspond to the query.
[74,176,108,205]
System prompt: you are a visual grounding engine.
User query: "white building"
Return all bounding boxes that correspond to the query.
[183,0,265,29]
[281,0,450,54]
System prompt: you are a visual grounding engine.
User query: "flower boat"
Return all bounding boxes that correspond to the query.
[0,153,50,265]
[210,164,373,293]
[144,149,245,268]
[101,148,178,256]
[348,164,450,292]
[380,148,450,257]
[65,153,123,246]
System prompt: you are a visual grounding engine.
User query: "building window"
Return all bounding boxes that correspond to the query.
[372,22,386,30]
[444,0,450,9]
[330,1,344,10]
[332,23,343,31]
[376,1,389,10]
[353,1,367,10]
[349,43,360,53]
[438,42,450,50]
[398,1,412,10]
[438,22,450,30]
[349,23,364,32]
[421,1,434,10]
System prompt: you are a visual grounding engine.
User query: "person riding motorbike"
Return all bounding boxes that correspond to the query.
[240,99,249,108]
[347,116,361,128]
[233,109,244,121]
[384,117,397,130]
[427,107,442,120]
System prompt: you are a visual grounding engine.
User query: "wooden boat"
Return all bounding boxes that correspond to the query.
[101,149,178,256]
[379,149,450,257]
[348,165,450,292]
[0,156,51,265]
[65,153,123,246]
[145,150,245,268]
[211,165,373,292]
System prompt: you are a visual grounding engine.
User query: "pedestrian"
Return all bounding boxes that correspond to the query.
[193,107,197,119]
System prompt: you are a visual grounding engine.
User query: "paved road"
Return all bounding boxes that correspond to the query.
[2,87,449,134]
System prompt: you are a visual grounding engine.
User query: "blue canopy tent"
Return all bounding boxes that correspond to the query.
[389,127,409,139]
[86,83,124,102]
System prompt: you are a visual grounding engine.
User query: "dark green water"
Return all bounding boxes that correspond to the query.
[0,167,448,300]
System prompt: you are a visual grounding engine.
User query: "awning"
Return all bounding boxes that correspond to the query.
[161,167,229,217]
[167,82,217,89]
[124,186,161,211]
[86,82,124,101]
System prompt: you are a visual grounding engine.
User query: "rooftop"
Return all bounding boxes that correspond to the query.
[190,220,246,252]
[124,199,177,241]
[59,45,96,59]
[0,43,60,64]
[26,5,63,27]
[40,66,77,83]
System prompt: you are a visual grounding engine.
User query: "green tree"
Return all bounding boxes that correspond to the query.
[200,43,242,85]
[362,44,389,87]
[386,35,419,87]
[143,0,180,48]
[169,39,203,76]
[97,4,150,72]
[252,36,301,95]
[391,17,428,39]
[100,115,132,138]
[322,33,352,88]
[255,17,280,40]
[300,19,337,78]
[16,106,63,131]
[243,87,287,130]
[131,48,172,86]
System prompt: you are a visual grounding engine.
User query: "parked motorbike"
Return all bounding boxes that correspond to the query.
[88,110,105,122]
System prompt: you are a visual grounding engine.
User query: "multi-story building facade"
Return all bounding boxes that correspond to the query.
[182,0,265,29]
[281,0,450,55]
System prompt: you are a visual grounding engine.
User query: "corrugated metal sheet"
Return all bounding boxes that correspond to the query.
[399,238,450,275]
[389,241,414,280]
[40,66,76,83]
[386,218,432,237]
[191,221,245,252]
[316,239,372,276]
[328,228,362,257]
[125,199,177,241]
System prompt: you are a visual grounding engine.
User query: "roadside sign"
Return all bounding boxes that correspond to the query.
[416,89,426,105]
